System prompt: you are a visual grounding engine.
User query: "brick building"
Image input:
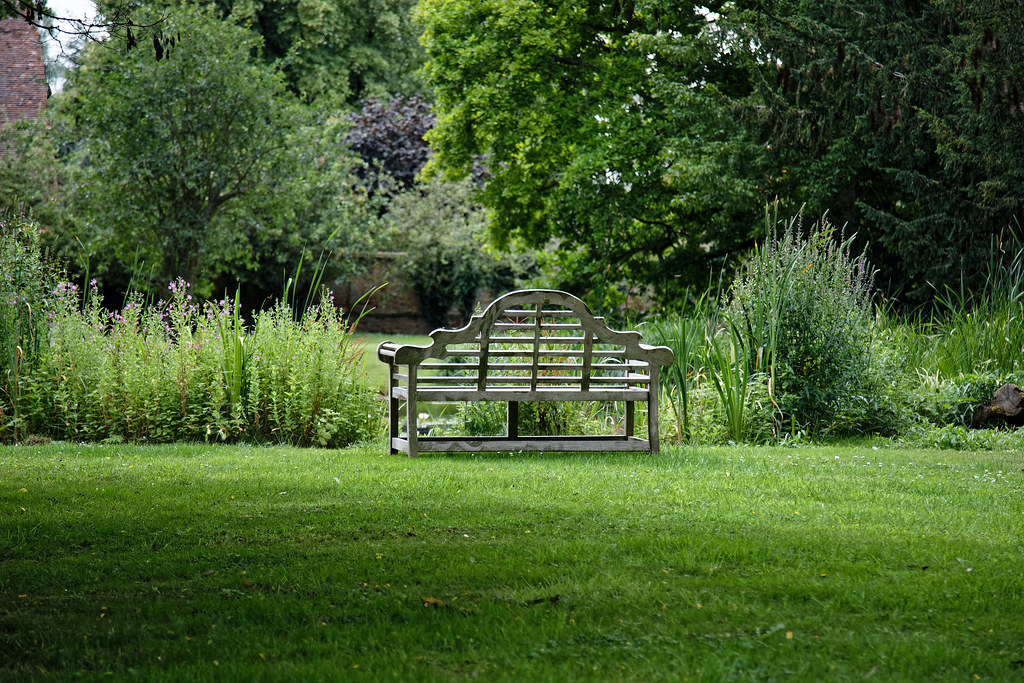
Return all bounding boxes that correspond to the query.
[0,16,48,125]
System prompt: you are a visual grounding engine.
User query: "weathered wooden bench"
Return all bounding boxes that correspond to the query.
[376,289,674,457]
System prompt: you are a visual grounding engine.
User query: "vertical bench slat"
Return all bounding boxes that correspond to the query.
[477,332,489,392]
[388,363,399,455]
[648,365,661,453]
[530,300,543,391]
[407,365,419,458]
[508,400,519,439]
[582,330,593,392]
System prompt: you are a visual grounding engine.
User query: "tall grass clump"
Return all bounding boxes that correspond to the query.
[0,212,60,441]
[645,291,715,443]
[8,272,382,446]
[928,228,1024,380]
[880,228,1024,430]
[647,290,774,445]
[728,209,907,438]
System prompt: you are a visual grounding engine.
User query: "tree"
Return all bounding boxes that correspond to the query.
[416,0,765,309]
[418,0,1024,308]
[724,1,1024,304]
[56,4,372,299]
[0,117,62,231]
[210,0,426,104]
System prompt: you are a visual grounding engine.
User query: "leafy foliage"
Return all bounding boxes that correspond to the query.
[347,95,435,192]
[0,117,63,232]
[13,279,382,446]
[56,5,372,300]
[730,0,1024,304]
[0,212,61,441]
[727,213,883,435]
[382,177,529,329]
[644,290,718,442]
[419,0,1024,306]
[212,0,425,103]
[416,0,763,307]
[927,232,1024,379]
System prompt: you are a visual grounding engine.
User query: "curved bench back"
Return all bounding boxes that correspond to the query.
[383,289,673,394]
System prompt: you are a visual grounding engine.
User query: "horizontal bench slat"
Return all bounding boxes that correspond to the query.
[424,349,630,359]
[394,387,651,401]
[417,360,645,372]
[500,308,579,318]
[493,322,585,331]
[481,335,591,344]
[394,436,652,453]
[413,375,650,387]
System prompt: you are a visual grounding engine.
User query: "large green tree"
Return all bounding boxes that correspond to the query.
[730,0,1024,304]
[418,0,1024,307]
[210,0,425,104]
[416,0,766,308]
[57,4,372,298]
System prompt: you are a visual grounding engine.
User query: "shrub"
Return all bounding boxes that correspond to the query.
[12,278,382,447]
[727,210,897,436]
[383,177,530,329]
[0,212,62,440]
[245,294,383,446]
[347,96,435,192]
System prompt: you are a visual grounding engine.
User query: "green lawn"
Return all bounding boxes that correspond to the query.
[352,333,432,391]
[2,441,1023,681]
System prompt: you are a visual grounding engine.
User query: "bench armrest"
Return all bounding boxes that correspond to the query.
[377,340,400,363]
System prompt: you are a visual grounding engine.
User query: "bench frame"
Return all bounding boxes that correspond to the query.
[376,289,674,457]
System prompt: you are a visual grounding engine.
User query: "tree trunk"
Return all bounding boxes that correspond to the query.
[972,383,1024,428]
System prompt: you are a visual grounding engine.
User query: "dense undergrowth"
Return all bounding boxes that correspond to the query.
[1,213,381,447]
[2,208,1022,449]
[645,211,1023,448]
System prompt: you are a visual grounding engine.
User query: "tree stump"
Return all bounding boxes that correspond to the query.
[972,383,1024,428]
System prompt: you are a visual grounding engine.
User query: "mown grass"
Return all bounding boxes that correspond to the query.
[2,441,1024,681]
[353,333,431,391]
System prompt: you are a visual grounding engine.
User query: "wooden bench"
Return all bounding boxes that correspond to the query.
[376,289,674,457]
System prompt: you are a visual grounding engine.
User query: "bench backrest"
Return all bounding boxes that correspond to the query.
[385,290,673,393]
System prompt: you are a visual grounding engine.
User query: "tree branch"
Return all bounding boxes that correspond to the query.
[1,0,162,43]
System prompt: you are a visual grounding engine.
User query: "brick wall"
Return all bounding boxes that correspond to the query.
[330,252,493,334]
[0,17,48,125]
[331,252,433,334]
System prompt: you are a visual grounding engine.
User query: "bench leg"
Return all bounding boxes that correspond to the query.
[648,368,661,453]
[407,368,418,458]
[387,367,399,455]
[507,401,519,439]
[625,401,635,438]
[407,405,418,458]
